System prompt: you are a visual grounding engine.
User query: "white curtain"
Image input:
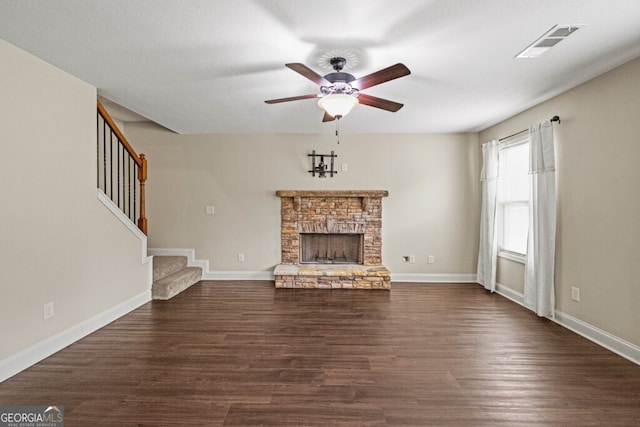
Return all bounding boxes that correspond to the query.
[524,121,556,317]
[477,140,500,292]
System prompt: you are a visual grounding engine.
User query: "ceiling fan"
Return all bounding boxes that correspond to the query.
[265,57,411,122]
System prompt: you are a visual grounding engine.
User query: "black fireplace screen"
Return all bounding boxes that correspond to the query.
[300,233,363,264]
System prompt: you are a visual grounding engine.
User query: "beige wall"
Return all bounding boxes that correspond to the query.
[126,124,481,276]
[0,40,151,361]
[480,57,640,347]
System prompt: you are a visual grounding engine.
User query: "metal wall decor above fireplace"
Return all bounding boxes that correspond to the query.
[308,150,337,178]
[300,233,363,264]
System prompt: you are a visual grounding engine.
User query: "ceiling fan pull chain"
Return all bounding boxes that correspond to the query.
[336,118,340,144]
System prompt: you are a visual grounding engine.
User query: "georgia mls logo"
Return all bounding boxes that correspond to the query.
[0,405,64,427]
[44,406,63,419]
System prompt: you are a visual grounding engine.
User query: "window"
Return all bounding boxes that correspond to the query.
[498,134,529,262]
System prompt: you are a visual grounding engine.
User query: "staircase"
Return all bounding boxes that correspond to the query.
[97,103,201,300]
[152,256,202,300]
[97,100,147,234]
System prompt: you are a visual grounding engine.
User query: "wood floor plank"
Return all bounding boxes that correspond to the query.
[1,281,639,426]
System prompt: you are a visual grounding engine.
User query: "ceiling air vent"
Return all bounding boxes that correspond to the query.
[516,25,582,58]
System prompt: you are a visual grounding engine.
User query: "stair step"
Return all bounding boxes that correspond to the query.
[153,256,188,281]
[152,266,202,300]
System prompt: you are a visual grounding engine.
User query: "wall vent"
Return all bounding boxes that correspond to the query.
[516,25,582,58]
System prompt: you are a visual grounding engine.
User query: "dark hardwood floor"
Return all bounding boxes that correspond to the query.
[2,281,639,426]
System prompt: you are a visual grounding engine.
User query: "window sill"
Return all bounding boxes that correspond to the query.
[498,250,526,264]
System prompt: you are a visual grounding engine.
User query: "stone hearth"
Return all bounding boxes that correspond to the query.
[274,190,390,289]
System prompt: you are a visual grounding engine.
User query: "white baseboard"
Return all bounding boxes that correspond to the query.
[149,250,481,283]
[495,282,525,305]
[391,273,477,283]
[203,270,274,280]
[493,282,639,366]
[148,248,274,280]
[204,272,476,282]
[0,290,151,383]
[553,310,640,365]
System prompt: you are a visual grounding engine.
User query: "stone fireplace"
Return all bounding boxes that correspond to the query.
[274,190,390,289]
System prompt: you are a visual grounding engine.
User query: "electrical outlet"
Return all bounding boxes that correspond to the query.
[205,206,215,215]
[43,301,54,320]
[428,255,435,264]
[409,255,416,263]
[571,286,580,302]
[237,253,245,262]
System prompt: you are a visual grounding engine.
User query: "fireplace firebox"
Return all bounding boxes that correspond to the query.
[300,233,363,264]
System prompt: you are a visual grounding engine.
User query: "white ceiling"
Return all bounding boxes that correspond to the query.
[2,0,640,134]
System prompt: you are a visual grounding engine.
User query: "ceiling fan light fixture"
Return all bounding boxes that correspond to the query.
[318,93,359,118]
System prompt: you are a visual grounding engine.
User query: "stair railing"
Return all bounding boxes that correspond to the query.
[96,100,147,234]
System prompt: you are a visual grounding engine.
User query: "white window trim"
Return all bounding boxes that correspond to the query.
[498,249,526,264]
[497,132,530,264]
[499,132,529,149]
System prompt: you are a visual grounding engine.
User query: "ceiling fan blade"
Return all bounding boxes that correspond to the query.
[322,111,336,122]
[285,63,330,86]
[357,94,404,112]
[352,63,411,90]
[264,94,319,104]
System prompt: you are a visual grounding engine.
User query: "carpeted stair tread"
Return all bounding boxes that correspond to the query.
[153,255,188,282]
[152,266,202,300]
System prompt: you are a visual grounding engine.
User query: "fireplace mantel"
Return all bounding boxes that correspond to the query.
[276,190,389,198]
[274,189,390,289]
[276,190,388,214]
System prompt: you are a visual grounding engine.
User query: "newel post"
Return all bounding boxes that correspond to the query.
[137,153,148,235]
